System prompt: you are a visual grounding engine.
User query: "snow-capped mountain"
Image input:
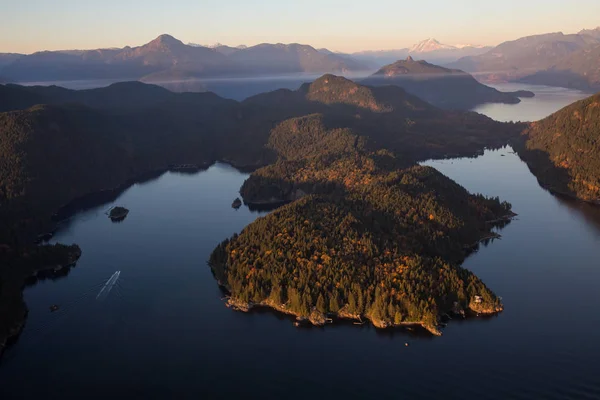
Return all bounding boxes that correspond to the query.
[409,38,457,53]
[409,38,486,53]
[454,43,487,49]
[187,43,248,50]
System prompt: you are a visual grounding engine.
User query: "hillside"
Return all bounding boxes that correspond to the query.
[518,43,600,91]
[0,35,368,88]
[448,32,599,84]
[514,93,600,203]
[0,102,232,245]
[361,57,533,110]
[243,74,523,161]
[0,81,240,112]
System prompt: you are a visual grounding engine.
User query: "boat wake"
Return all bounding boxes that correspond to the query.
[96,271,121,300]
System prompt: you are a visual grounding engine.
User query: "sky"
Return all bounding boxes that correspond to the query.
[1,0,600,54]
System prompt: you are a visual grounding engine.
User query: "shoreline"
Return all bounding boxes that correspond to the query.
[0,245,82,359]
[0,158,261,361]
[223,295,503,336]
[516,154,600,206]
[214,278,502,337]
[225,296,442,335]
[52,158,265,225]
[211,193,512,338]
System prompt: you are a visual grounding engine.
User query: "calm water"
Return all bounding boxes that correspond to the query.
[1,85,600,399]
[472,83,589,122]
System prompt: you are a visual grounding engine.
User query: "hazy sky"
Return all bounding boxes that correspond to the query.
[2,0,599,54]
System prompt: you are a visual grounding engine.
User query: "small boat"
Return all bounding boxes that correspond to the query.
[49,304,60,312]
[293,322,300,327]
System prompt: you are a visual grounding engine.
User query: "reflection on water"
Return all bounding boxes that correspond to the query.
[554,195,600,237]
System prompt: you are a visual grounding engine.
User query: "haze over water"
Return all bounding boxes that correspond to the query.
[1,83,599,399]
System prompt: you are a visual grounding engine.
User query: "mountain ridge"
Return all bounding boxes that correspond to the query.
[0,35,369,88]
[448,29,600,90]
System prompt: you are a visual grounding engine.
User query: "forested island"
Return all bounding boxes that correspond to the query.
[211,151,511,334]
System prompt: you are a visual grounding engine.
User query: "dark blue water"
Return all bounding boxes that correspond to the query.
[1,85,600,399]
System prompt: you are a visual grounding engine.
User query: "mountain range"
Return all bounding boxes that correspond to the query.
[0,35,368,88]
[449,28,600,91]
[3,27,600,93]
[0,36,490,90]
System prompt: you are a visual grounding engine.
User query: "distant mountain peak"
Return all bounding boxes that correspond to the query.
[409,38,457,53]
[148,34,184,48]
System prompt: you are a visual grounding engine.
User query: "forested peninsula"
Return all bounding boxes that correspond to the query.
[211,152,511,334]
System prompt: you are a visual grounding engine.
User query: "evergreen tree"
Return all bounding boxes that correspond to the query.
[329,293,340,313]
[316,293,326,313]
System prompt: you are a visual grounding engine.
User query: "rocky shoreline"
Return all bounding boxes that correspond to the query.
[223,295,502,337]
